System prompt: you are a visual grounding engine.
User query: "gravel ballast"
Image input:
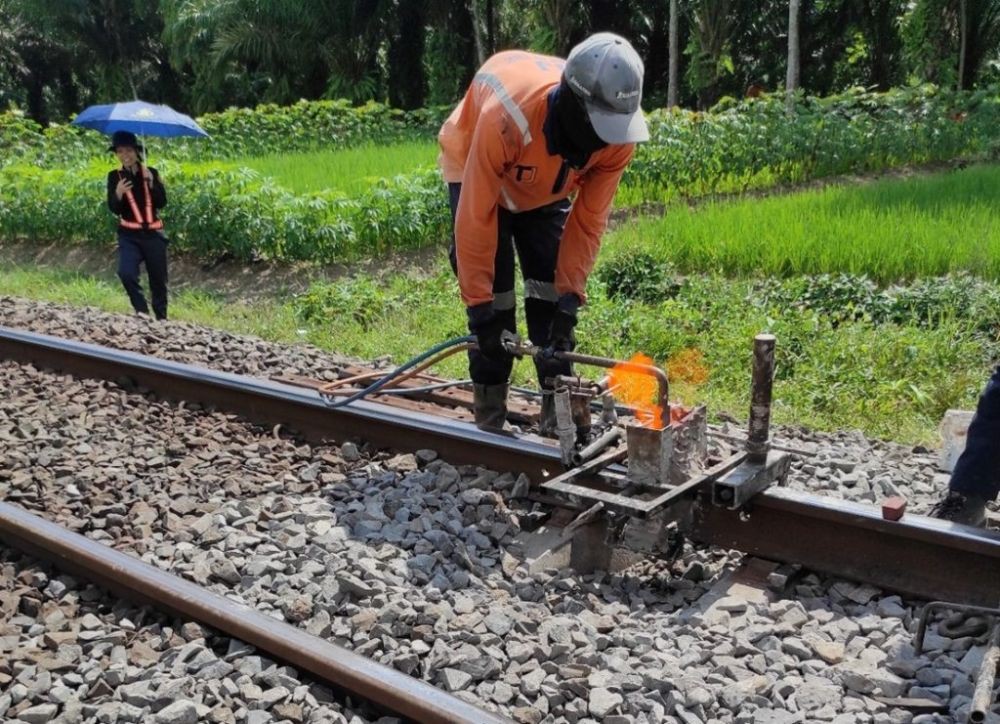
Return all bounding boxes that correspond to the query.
[1,296,995,724]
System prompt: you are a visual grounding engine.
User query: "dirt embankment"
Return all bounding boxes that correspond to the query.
[0,238,448,304]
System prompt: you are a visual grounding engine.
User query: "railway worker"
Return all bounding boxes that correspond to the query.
[930,365,1000,526]
[106,130,170,321]
[439,33,648,433]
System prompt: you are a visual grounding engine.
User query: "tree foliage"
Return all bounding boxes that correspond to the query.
[3,0,1000,123]
[904,0,1000,89]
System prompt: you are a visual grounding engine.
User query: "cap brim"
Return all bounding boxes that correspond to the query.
[586,104,649,144]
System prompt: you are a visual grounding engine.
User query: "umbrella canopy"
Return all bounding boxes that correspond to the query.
[72,100,208,138]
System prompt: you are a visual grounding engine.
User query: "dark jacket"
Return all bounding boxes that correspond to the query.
[106,165,167,237]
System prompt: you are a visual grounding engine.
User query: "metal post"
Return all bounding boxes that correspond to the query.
[570,390,592,442]
[569,517,613,573]
[601,392,618,425]
[627,423,673,487]
[747,334,776,463]
[555,388,576,466]
[970,620,1000,723]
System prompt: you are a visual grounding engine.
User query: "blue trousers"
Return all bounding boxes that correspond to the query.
[950,365,1000,500]
[448,183,573,387]
[117,231,168,320]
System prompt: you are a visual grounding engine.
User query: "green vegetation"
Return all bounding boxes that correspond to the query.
[235,141,439,195]
[623,86,1000,204]
[4,0,996,124]
[0,162,449,262]
[1,257,992,445]
[0,100,446,170]
[3,88,999,266]
[611,164,1000,281]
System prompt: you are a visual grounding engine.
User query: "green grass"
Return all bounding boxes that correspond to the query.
[610,164,1000,282]
[1,258,993,446]
[232,141,439,195]
[0,266,307,346]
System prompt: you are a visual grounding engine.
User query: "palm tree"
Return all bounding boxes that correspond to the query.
[667,0,679,108]
[0,1,26,76]
[161,0,390,109]
[904,0,1000,88]
[686,0,736,109]
[786,0,800,112]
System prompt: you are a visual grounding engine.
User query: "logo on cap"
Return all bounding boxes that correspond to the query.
[568,76,592,98]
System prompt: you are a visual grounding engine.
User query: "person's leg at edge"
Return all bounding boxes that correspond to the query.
[512,198,572,435]
[116,232,150,315]
[448,183,516,431]
[142,234,169,321]
[932,365,1000,525]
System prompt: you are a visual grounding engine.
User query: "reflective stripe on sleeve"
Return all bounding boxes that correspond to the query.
[473,72,533,145]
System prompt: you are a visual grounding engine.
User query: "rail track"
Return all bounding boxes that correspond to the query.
[3,323,1000,721]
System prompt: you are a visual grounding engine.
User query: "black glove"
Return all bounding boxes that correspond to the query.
[546,293,580,353]
[468,303,511,363]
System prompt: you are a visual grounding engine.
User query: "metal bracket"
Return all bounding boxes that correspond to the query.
[711,451,791,509]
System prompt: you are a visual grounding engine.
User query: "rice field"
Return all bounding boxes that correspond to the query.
[609,164,1000,281]
[235,140,439,195]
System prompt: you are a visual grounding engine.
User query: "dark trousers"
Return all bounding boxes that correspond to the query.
[950,365,1000,500]
[448,183,573,387]
[117,231,168,320]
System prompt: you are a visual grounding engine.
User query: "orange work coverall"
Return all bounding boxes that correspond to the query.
[439,50,635,311]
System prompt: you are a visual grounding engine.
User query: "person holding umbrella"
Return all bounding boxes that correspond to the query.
[106,130,170,320]
[73,100,209,322]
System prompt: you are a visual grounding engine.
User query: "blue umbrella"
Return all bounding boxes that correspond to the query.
[72,100,208,138]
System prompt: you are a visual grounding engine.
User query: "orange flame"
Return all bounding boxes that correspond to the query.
[608,353,664,429]
[666,348,709,386]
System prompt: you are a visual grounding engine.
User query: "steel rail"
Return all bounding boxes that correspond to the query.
[0,327,564,479]
[5,327,1000,607]
[689,486,1000,607]
[0,502,510,724]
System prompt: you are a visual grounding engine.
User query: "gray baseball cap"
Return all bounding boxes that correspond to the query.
[564,32,649,144]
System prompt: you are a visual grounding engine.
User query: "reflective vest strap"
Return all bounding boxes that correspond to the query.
[121,171,143,224]
[119,218,163,230]
[473,72,533,146]
[140,164,154,225]
[119,165,162,230]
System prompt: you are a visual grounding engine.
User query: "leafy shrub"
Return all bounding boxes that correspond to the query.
[622,85,1000,203]
[294,276,402,330]
[0,99,448,169]
[5,85,1000,263]
[888,275,1000,333]
[0,163,450,263]
[761,274,891,324]
[759,273,1000,339]
[595,250,681,303]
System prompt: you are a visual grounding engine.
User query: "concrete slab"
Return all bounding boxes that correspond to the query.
[512,525,571,575]
[512,518,646,576]
[695,557,778,617]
